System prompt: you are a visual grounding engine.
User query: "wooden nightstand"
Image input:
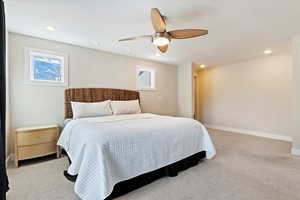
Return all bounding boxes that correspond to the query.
[14,125,60,167]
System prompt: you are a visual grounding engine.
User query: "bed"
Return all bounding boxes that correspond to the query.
[57,88,216,200]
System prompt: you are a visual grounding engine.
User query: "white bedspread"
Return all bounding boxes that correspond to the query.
[57,113,216,200]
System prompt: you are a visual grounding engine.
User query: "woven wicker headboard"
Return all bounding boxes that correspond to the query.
[65,88,140,119]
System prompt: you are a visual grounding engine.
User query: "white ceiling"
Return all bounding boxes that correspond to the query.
[6,0,300,66]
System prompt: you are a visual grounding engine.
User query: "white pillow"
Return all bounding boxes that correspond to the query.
[110,100,141,115]
[71,100,112,119]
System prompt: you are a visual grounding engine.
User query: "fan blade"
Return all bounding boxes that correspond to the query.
[151,8,166,33]
[168,29,208,39]
[119,35,152,42]
[157,45,168,53]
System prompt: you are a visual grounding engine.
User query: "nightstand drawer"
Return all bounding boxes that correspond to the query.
[18,142,57,160]
[17,128,58,146]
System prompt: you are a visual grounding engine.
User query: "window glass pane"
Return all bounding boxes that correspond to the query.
[138,70,152,88]
[32,55,63,82]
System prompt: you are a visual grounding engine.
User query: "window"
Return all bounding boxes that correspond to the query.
[25,48,68,86]
[136,67,155,90]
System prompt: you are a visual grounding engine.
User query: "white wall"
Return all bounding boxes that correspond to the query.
[292,36,300,151]
[177,61,193,118]
[9,33,177,153]
[197,51,294,139]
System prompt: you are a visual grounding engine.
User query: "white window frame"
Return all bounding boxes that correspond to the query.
[136,66,156,91]
[24,48,69,87]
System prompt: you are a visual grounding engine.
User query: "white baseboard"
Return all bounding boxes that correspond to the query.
[204,124,293,142]
[6,153,14,166]
[291,148,300,156]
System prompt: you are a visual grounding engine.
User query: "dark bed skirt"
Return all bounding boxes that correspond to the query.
[64,151,206,199]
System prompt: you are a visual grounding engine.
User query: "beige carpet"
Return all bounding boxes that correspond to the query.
[7,129,300,200]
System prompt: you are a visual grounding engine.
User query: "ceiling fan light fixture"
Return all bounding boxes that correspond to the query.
[153,37,169,46]
[152,32,170,46]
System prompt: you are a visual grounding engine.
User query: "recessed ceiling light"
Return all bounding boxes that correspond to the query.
[200,64,206,68]
[264,49,272,55]
[94,42,101,46]
[46,26,56,32]
[155,53,161,57]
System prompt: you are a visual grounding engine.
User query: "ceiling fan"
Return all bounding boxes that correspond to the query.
[118,8,208,53]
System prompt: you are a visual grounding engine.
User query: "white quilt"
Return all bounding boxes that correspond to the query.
[57,113,216,200]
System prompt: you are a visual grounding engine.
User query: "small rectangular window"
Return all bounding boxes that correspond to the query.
[136,67,155,90]
[25,48,68,86]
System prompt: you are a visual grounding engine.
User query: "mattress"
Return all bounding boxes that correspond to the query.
[57,113,216,200]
